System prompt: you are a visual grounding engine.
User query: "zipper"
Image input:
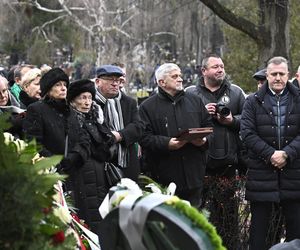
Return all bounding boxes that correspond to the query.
[276,95,281,149]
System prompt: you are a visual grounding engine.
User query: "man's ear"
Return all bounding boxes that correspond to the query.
[159,79,165,87]
[95,78,101,87]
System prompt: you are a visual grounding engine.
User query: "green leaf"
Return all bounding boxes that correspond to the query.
[34,155,63,171]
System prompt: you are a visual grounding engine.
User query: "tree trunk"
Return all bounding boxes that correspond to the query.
[258,0,290,66]
[199,0,290,67]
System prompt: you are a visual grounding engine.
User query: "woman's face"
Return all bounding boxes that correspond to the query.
[71,92,92,113]
[24,76,41,99]
[48,81,67,100]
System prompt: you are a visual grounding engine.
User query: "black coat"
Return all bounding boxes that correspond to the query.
[24,99,114,233]
[186,77,246,173]
[1,91,25,139]
[19,90,39,109]
[67,109,116,234]
[139,88,212,191]
[241,82,300,202]
[96,92,144,181]
[23,98,80,157]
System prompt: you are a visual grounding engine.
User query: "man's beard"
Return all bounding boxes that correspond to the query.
[206,75,224,86]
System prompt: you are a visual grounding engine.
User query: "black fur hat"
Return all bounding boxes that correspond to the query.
[67,79,96,102]
[40,68,69,97]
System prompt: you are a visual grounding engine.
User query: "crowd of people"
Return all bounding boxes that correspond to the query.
[1,55,300,249]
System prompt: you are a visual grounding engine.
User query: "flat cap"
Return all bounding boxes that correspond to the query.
[96,65,123,77]
[253,68,267,81]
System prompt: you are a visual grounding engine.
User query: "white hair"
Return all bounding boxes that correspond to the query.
[0,75,8,86]
[155,63,180,83]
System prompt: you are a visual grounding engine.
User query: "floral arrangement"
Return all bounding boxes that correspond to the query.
[100,176,226,250]
[0,116,98,250]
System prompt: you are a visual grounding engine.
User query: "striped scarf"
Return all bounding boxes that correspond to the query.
[95,90,127,168]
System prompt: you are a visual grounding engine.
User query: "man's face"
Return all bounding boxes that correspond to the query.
[15,66,32,85]
[0,80,9,106]
[266,62,289,94]
[159,69,183,96]
[295,71,300,87]
[257,79,265,90]
[96,75,121,98]
[202,57,225,86]
[119,67,126,90]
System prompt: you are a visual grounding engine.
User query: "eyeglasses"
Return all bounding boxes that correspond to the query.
[100,77,121,84]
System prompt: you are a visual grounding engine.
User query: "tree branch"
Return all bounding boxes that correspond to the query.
[199,0,263,42]
[32,15,67,43]
[32,0,85,13]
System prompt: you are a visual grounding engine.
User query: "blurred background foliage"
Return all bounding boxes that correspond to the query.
[0,0,299,93]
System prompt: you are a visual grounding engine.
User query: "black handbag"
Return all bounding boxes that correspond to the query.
[104,162,124,186]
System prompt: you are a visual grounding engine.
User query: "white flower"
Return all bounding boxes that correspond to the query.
[53,205,72,225]
[118,178,142,194]
[166,182,176,196]
[145,183,162,194]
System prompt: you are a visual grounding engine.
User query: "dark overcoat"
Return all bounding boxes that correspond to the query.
[96,92,144,181]
[139,88,212,191]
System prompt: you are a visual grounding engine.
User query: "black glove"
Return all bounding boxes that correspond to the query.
[57,153,83,174]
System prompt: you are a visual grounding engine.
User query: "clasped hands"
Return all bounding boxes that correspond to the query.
[270,150,288,169]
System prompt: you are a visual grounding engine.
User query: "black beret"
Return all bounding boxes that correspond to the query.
[40,68,69,97]
[67,79,96,102]
[96,65,123,77]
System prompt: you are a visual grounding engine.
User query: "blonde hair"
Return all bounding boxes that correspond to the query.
[21,68,42,88]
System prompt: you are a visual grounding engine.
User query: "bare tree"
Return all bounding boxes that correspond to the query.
[199,0,290,66]
[30,0,136,66]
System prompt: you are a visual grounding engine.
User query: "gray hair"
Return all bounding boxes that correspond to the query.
[267,56,288,68]
[155,63,180,82]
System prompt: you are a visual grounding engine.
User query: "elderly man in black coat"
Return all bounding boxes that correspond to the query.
[139,63,212,209]
[241,56,300,250]
[94,65,144,181]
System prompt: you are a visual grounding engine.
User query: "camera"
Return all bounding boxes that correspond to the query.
[216,103,231,117]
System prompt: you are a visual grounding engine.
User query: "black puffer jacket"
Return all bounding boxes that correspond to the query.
[241,82,300,202]
[139,87,212,191]
[186,77,246,171]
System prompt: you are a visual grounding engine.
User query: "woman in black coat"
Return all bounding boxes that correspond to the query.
[23,67,81,157]
[63,79,116,234]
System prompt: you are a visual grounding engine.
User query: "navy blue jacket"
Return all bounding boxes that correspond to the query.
[241,82,300,202]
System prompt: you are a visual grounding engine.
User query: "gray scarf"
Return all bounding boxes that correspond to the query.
[95,90,127,168]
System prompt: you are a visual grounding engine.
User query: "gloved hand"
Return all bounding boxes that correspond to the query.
[58,152,84,173]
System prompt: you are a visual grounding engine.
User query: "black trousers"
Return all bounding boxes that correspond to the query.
[249,200,300,250]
